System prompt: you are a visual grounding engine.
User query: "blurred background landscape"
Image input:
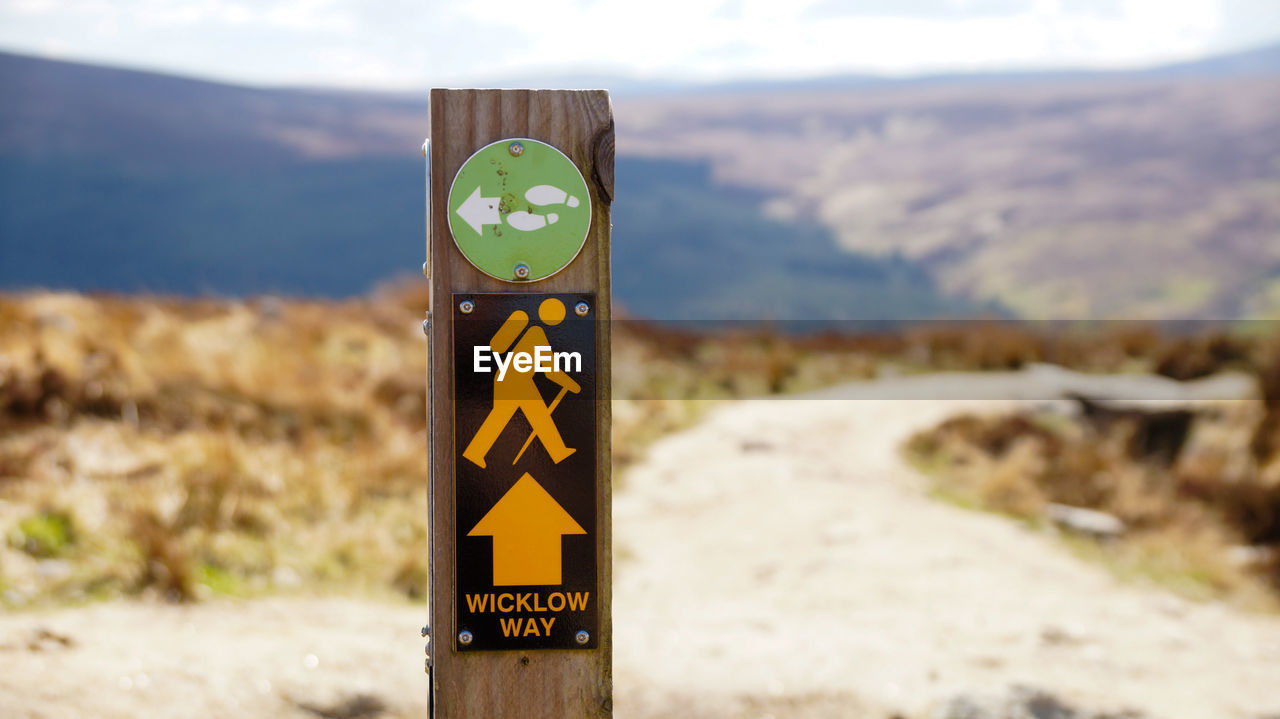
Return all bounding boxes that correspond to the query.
[2,1,1280,718]
[3,42,1280,320]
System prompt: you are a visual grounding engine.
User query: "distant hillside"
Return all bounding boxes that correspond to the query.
[0,52,975,320]
[3,43,1280,320]
[0,51,423,167]
[1143,40,1280,78]
[613,159,974,320]
[619,46,1280,320]
[484,39,1280,96]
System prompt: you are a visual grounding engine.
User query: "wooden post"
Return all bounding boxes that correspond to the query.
[426,90,613,718]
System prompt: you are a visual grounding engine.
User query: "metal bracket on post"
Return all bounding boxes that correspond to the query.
[422,138,431,279]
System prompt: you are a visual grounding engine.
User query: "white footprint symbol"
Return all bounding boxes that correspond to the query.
[507,211,559,231]
[504,185,579,231]
[525,185,579,208]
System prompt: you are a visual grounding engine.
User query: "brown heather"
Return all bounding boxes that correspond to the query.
[3,286,1278,607]
[906,344,1280,608]
[0,285,887,606]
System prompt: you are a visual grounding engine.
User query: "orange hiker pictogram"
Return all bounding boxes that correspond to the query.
[463,298,581,469]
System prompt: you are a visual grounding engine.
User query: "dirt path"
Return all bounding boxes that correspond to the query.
[614,367,1280,719]
[0,597,432,719]
[5,368,1279,718]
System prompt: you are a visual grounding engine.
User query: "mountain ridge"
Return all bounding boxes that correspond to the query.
[1,51,986,320]
[3,45,1279,320]
[6,36,1279,99]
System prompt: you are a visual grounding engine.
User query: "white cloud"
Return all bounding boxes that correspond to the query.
[0,0,1272,88]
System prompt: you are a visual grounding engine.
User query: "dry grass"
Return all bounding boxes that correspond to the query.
[0,290,432,605]
[905,364,1280,608]
[0,287,886,607]
[3,287,1276,608]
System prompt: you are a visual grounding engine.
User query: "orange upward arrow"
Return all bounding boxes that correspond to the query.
[468,473,586,586]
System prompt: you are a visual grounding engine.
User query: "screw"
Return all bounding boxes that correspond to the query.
[422,319,430,336]
[513,263,530,280]
[574,301,590,317]
[508,141,524,157]
[574,630,590,645]
[421,625,430,638]
[458,630,473,646]
[459,299,475,314]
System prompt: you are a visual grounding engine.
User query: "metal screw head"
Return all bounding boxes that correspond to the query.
[574,301,590,317]
[458,630,474,646]
[422,319,430,336]
[459,299,475,314]
[574,630,590,645]
[513,263,531,280]
[508,141,524,157]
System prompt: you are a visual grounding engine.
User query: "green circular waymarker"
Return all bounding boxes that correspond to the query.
[447,138,592,282]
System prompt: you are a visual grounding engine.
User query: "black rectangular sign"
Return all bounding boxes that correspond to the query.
[453,292,597,651]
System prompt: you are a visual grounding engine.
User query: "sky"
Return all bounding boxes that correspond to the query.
[0,0,1277,89]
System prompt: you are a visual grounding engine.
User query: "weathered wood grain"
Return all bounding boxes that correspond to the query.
[427,89,613,719]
